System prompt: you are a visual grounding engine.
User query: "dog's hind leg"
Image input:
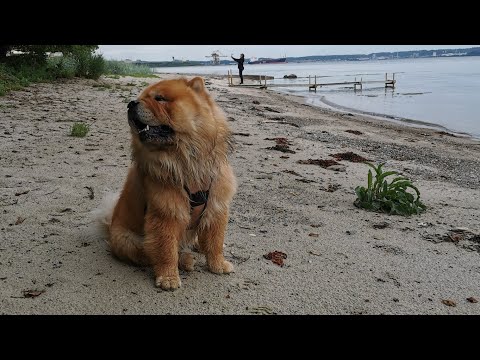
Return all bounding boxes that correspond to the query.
[109,166,149,265]
[179,252,195,271]
[109,226,148,266]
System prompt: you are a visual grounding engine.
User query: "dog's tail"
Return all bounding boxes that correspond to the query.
[91,191,120,243]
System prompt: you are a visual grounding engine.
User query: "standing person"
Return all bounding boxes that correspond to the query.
[231,53,245,84]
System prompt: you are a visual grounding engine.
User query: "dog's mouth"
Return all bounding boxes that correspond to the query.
[128,113,174,144]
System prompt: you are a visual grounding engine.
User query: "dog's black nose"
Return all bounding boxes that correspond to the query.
[127,100,139,109]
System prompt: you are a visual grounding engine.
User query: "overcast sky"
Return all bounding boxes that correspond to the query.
[97,45,477,61]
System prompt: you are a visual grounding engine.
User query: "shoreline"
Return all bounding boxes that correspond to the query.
[1,73,479,314]
[312,95,476,139]
[155,70,480,140]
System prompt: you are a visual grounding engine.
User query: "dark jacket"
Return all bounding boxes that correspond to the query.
[231,55,244,70]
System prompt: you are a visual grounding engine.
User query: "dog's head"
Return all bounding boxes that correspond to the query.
[127,77,220,152]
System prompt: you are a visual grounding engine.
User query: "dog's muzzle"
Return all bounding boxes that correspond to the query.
[127,101,174,142]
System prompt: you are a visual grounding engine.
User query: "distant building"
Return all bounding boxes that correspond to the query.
[7,50,62,57]
[7,50,25,56]
[47,52,63,58]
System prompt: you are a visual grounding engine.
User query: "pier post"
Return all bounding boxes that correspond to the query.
[314,75,317,92]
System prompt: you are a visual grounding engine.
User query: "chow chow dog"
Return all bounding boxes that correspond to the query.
[98,77,237,290]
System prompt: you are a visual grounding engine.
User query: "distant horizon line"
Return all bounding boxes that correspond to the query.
[102,46,480,63]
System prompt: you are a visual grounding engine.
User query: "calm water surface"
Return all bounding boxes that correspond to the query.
[154,57,480,138]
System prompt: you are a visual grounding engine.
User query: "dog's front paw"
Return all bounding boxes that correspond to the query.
[155,275,182,291]
[208,259,234,274]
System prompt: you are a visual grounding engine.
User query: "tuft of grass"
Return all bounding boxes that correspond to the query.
[0,103,17,109]
[92,83,112,89]
[130,73,158,78]
[354,162,426,216]
[104,60,155,77]
[70,122,90,137]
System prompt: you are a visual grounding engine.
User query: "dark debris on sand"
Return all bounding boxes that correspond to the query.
[345,130,363,135]
[297,159,340,168]
[263,251,287,267]
[330,151,370,162]
[266,137,296,154]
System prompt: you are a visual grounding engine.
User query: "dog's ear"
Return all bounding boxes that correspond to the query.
[188,77,205,92]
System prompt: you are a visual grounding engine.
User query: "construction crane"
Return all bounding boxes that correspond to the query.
[205,50,227,65]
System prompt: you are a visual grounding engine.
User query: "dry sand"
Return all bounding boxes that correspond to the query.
[1,74,479,315]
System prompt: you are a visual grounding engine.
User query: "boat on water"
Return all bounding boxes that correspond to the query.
[247,57,287,65]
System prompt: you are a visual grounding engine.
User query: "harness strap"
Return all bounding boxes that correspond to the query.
[143,184,211,230]
[184,186,209,230]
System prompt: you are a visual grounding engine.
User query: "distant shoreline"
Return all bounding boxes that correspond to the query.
[134,49,480,67]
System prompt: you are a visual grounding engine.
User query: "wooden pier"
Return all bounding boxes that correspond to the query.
[227,71,396,90]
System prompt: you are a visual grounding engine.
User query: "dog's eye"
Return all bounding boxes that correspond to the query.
[154,95,167,102]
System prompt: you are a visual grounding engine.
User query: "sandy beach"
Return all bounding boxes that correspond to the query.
[1,73,479,315]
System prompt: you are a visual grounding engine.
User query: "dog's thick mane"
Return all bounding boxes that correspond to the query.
[131,95,233,189]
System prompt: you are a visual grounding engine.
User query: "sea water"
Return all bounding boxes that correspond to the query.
[154,56,480,138]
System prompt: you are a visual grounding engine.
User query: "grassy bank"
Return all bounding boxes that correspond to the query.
[0,56,157,96]
[104,60,157,78]
[0,53,104,96]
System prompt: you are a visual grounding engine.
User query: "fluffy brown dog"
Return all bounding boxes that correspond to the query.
[101,77,237,290]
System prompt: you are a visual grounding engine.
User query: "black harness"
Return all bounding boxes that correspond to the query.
[184,186,209,208]
[184,186,210,229]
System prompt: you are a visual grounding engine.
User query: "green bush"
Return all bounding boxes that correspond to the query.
[70,122,90,137]
[1,63,38,95]
[47,56,77,79]
[354,162,426,216]
[74,52,105,79]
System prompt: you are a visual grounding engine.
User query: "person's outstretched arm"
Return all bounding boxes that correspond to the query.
[231,55,239,62]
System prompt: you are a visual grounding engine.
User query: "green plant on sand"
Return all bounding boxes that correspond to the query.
[70,122,89,137]
[354,162,426,216]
